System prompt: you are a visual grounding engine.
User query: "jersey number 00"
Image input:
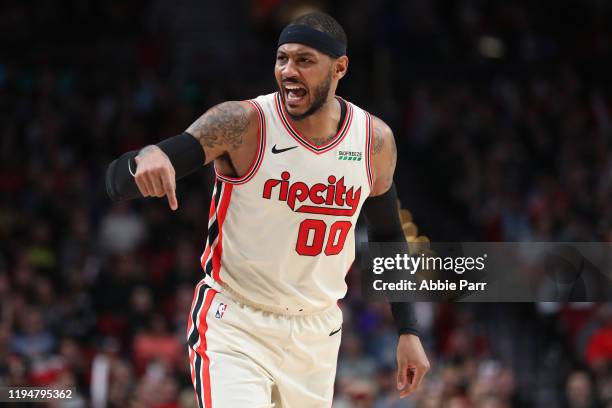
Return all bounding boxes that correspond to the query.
[295,219,352,256]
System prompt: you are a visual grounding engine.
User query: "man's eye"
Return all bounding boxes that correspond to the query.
[277,55,287,61]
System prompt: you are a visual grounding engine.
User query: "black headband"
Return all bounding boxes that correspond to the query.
[277,24,346,58]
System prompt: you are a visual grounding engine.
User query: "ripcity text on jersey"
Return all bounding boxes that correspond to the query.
[200,92,374,314]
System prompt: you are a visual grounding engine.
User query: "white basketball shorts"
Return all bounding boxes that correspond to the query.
[186,279,343,407]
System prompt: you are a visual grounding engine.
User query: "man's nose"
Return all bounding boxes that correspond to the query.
[282,59,299,78]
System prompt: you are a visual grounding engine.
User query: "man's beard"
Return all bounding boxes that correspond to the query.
[279,71,332,121]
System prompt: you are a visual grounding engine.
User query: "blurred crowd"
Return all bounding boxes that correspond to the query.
[1,0,612,407]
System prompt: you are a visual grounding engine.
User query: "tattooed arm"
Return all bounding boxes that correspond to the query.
[185,101,258,165]
[369,115,397,196]
[131,101,258,210]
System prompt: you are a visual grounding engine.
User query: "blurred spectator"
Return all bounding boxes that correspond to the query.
[337,333,377,381]
[587,309,612,371]
[98,203,147,255]
[11,307,55,360]
[565,371,600,408]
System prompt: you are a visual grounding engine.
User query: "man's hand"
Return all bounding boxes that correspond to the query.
[396,333,430,398]
[133,145,178,210]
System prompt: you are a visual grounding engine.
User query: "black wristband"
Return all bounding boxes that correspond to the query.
[391,302,419,337]
[106,150,141,201]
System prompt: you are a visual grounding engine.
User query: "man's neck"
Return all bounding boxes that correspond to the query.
[288,97,342,147]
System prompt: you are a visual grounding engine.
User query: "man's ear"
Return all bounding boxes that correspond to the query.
[334,56,349,80]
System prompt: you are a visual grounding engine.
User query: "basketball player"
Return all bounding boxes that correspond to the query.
[106,12,429,407]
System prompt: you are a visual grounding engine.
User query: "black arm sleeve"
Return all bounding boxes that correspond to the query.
[105,132,205,202]
[362,184,419,336]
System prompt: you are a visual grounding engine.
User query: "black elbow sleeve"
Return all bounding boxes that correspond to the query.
[362,184,405,242]
[363,184,419,336]
[105,132,205,202]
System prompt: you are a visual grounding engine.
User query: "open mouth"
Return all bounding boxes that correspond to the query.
[284,84,308,106]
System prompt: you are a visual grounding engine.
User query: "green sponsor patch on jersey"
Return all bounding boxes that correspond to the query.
[338,151,362,161]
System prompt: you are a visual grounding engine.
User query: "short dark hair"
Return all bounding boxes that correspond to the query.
[289,12,347,48]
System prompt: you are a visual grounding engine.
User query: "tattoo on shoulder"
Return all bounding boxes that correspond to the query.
[372,115,391,155]
[188,102,250,150]
[371,115,397,191]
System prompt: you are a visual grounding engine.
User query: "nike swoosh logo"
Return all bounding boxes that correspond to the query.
[272,144,298,154]
[329,327,342,336]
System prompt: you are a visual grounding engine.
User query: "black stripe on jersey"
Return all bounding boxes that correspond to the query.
[188,283,210,347]
[204,180,224,277]
[194,352,204,408]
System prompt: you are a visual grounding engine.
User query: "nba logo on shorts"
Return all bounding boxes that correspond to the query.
[215,303,227,319]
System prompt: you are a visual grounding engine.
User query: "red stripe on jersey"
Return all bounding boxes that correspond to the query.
[211,183,234,282]
[195,288,217,408]
[200,246,211,271]
[186,280,207,342]
[365,113,374,189]
[208,179,218,220]
[188,347,197,403]
[200,186,217,270]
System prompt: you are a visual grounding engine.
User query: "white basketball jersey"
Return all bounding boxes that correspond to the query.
[200,92,374,313]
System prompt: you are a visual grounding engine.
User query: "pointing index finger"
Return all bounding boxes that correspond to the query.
[161,171,178,211]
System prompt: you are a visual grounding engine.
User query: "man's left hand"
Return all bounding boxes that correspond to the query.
[396,333,430,398]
